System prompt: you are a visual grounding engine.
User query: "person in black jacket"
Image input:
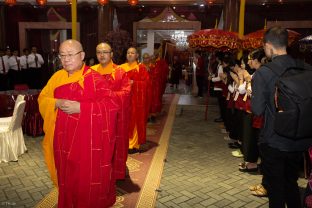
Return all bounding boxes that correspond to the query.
[251,26,312,208]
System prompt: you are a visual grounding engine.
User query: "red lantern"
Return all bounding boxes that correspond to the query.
[128,0,138,6]
[205,0,214,4]
[4,0,16,7]
[36,0,47,6]
[98,0,109,6]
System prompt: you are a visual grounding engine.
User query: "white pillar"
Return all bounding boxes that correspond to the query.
[147,30,155,55]
[60,30,67,44]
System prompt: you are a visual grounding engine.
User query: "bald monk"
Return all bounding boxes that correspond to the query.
[38,39,119,208]
[120,47,151,153]
[91,43,131,180]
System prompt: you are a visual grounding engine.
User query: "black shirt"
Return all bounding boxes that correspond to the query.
[251,54,312,151]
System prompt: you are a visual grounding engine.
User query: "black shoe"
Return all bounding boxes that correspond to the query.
[214,118,223,122]
[228,142,241,149]
[239,165,258,173]
[151,116,156,123]
[128,148,140,154]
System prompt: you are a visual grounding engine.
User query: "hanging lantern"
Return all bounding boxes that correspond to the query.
[128,0,138,6]
[4,0,16,6]
[98,0,109,6]
[36,0,47,6]
[205,0,214,4]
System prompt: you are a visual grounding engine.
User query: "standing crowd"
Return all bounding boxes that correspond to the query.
[0,46,44,90]
[209,26,312,208]
[38,40,169,207]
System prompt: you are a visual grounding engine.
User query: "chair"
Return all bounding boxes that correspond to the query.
[0,101,27,163]
[0,95,25,125]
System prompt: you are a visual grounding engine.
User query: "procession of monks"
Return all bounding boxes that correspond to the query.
[38,40,169,207]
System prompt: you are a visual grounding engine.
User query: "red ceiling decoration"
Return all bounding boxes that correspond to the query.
[205,0,214,4]
[128,0,138,6]
[36,0,47,6]
[98,0,109,6]
[242,29,300,49]
[4,0,16,7]
[187,29,241,52]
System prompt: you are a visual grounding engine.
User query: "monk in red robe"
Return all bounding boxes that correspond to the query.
[142,53,161,122]
[120,47,151,153]
[91,42,131,180]
[154,53,169,97]
[38,40,118,208]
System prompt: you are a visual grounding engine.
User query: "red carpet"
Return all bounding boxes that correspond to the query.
[115,94,178,207]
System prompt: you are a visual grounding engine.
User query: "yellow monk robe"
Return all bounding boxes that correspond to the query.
[38,67,87,186]
[120,61,151,150]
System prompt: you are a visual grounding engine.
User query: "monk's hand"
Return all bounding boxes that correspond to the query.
[60,100,80,114]
[55,99,66,109]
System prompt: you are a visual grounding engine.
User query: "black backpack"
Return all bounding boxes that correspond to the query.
[266,60,312,140]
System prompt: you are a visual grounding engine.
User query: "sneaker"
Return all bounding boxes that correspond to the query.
[232,150,243,158]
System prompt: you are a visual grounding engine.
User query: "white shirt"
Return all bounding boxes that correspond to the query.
[8,56,21,71]
[0,55,9,74]
[20,55,30,69]
[28,53,44,68]
[237,81,247,95]
[211,64,223,91]
[228,82,235,93]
